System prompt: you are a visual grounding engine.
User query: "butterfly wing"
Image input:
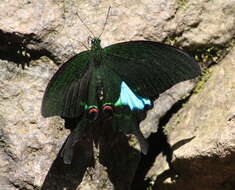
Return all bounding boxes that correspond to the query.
[102,41,200,154]
[103,41,201,100]
[113,106,149,154]
[41,40,201,160]
[41,51,91,118]
[61,117,87,164]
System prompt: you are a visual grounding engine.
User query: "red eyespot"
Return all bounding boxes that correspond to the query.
[102,105,113,120]
[87,108,99,121]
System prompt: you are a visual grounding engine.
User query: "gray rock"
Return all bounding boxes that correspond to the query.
[0,58,65,190]
[151,47,235,190]
[0,0,234,189]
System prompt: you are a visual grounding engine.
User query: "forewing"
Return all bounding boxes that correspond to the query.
[103,41,201,100]
[41,51,91,118]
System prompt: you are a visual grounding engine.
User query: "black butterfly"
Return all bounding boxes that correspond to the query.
[41,37,200,164]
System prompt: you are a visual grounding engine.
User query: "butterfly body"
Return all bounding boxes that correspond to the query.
[90,38,103,66]
[42,38,201,164]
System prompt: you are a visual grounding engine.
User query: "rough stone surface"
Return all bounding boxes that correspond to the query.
[1,0,234,61]
[0,0,235,190]
[141,80,196,137]
[151,47,235,190]
[0,58,65,190]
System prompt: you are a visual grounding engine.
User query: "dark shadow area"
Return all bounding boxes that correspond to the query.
[171,136,195,152]
[0,30,55,68]
[98,120,141,190]
[190,45,229,68]
[41,119,140,190]
[131,96,194,190]
[41,134,95,190]
[131,124,171,190]
[152,136,195,190]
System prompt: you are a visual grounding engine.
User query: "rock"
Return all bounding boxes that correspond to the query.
[150,47,235,190]
[177,0,235,48]
[0,58,66,190]
[0,0,234,189]
[1,0,234,62]
[141,80,196,137]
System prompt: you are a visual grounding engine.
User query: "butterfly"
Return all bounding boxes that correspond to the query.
[41,37,201,164]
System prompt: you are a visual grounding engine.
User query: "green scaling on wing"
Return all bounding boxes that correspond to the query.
[41,37,201,164]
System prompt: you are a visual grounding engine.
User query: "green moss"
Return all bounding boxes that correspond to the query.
[146,177,155,190]
[63,0,71,14]
[164,36,180,46]
[129,134,139,148]
[163,114,182,134]
[193,40,234,67]
[192,41,234,93]
[176,0,189,11]
[39,56,54,63]
[0,138,7,148]
[163,125,172,134]
[194,46,219,67]
[193,68,212,94]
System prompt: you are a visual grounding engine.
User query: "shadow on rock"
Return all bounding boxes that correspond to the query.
[153,136,195,190]
[98,121,141,190]
[41,135,94,190]
[131,125,171,190]
[131,124,195,190]
[0,31,54,69]
[41,120,140,190]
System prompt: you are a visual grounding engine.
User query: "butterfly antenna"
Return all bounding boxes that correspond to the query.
[76,12,95,37]
[98,6,111,38]
[79,41,89,50]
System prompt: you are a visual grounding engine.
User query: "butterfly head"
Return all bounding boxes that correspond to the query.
[91,37,101,51]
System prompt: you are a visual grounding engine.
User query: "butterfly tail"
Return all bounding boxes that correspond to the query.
[61,129,79,164]
[133,127,149,155]
[61,118,85,164]
[114,109,149,155]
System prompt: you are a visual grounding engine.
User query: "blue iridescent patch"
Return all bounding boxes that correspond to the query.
[115,81,151,110]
